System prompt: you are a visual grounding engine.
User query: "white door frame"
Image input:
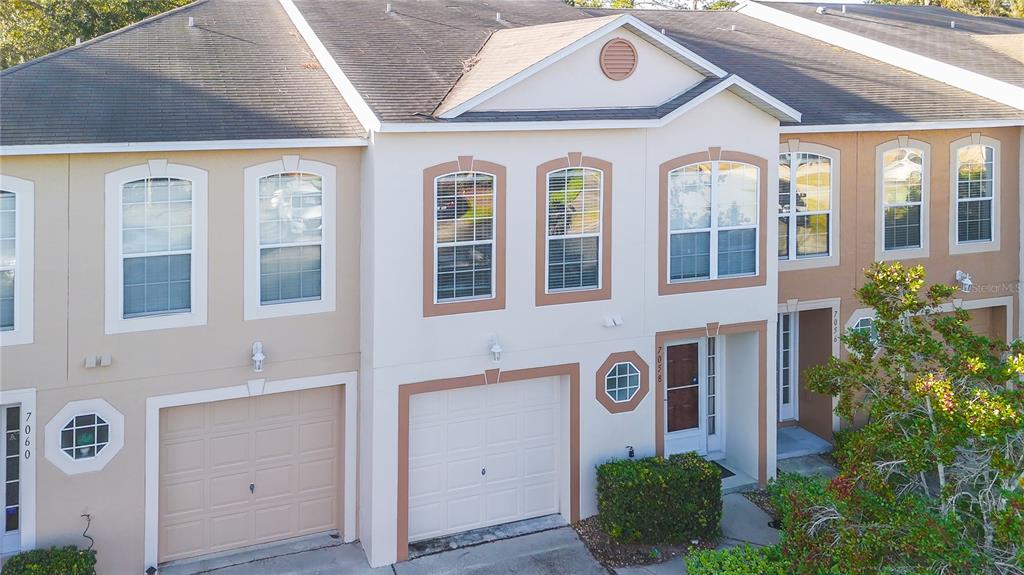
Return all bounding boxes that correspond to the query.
[143,372,357,571]
[663,338,708,457]
[0,388,36,556]
[778,298,843,434]
[777,312,798,422]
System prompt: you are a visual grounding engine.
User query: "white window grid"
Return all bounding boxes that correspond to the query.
[882,148,924,251]
[604,362,641,403]
[258,172,324,305]
[955,145,994,245]
[120,178,193,319]
[545,168,603,293]
[0,191,14,332]
[706,337,718,436]
[778,152,832,260]
[668,161,759,282]
[433,171,496,303]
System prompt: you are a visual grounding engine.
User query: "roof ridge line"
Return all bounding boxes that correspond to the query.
[2,0,209,76]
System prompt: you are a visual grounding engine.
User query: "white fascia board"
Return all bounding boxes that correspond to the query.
[737,1,1024,111]
[0,138,367,156]
[439,14,727,120]
[781,118,1024,134]
[279,0,382,132]
[380,76,801,133]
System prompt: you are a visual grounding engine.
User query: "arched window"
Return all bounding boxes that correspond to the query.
[0,174,33,346]
[778,152,832,260]
[668,160,758,281]
[545,167,603,292]
[433,171,496,302]
[954,144,995,244]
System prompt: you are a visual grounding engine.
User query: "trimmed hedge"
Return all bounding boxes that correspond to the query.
[2,546,97,575]
[686,544,789,575]
[596,452,721,544]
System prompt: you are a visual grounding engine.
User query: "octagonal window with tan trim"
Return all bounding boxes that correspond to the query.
[596,351,649,414]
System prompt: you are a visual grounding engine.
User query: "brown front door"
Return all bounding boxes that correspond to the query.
[666,343,700,433]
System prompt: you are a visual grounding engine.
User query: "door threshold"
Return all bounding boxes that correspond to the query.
[407,514,567,560]
[157,531,341,575]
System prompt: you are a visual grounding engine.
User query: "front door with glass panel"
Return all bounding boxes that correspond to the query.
[2,405,21,554]
[665,339,720,457]
[777,313,797,422]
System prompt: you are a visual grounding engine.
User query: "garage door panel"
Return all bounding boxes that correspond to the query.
[299,458,335,492]
[209,433,250,468]
[163,439,205,475]
[408,377,561,543]
[159,388,341,563]
[299,496,337,532]
[253,504,296,540]
[446,418,483,452]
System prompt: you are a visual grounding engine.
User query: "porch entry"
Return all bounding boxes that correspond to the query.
[776,310,834,443]
[664,337,721,458]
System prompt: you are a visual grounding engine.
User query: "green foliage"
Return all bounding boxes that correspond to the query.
[767,472,828,527]
[868,0,1023,18]
[1,0,192,69]
[2,546,97,575]
[563,0,636,7]
[595,452,721,543]
[685,544,789,575]
[799,262,1024,574]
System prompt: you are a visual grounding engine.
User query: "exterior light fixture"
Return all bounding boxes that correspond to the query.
[955,270,973,293]
[489,337,503,363]
[251,341,266,372]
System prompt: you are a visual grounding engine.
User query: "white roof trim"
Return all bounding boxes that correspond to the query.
[438,14,727,119]
[782,118,1024,133]
[280,0,382,132]
[736,1,1024,111]
[0,138,367,156]
[380,75,799,132]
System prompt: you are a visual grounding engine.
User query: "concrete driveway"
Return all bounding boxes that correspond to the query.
[199,527,606,575]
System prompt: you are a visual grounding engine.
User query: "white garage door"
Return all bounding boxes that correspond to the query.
[408,377,562,542]
[159,387,342,562]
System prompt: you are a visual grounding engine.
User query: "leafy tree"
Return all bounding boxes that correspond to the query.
[1,0,191,69]
[787,262,1024,574]
[563,0,737,9]
[868,0,1023,18]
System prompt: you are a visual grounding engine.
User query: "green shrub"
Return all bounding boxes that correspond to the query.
[685,544,789,575]
[595,452,721,544]
[2,546,97,575]
[767,471,827,525]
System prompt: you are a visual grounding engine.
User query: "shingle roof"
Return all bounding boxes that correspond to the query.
[294,0,1024,127]
[764,3,1024,89]
[595,8,1024,126]
[0,0,365,147]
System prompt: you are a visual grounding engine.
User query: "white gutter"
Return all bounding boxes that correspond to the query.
[279,0,383,132]
[781,118,1024,134]
[0,137,367,156]
[736,1,1024,111]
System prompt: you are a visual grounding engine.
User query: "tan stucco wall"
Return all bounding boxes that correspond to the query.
[0,147,361,573]
[779,127,1022,339]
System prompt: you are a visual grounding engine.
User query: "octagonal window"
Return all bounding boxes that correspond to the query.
[604,361,641,403]
[60,413,109,460]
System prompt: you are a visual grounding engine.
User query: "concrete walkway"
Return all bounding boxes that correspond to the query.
[614,493,779,575]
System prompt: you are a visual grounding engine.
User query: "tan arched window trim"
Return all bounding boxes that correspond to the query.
[422,156,507,317]
[658,148,768,296]
[535,153,613,306]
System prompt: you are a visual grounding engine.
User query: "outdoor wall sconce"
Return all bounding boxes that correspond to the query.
[251,341,266,372]
[955,270,973,293]
[489,336,503,363]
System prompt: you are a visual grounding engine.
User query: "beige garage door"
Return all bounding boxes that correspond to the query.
[159,386,342,563]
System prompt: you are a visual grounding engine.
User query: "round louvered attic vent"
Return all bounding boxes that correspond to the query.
[599,38,638,81]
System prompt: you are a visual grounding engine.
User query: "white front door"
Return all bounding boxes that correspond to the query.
[2,404,22,554]
[407,377,561,543]
[777,313,797,422]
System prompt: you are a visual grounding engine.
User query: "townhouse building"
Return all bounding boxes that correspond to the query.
[0,1,1021,572]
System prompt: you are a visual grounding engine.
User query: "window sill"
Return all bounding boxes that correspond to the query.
[779,253,839,272]
[949,238,1000,256]
[876,245,929,262]
[245,297,335,321]
[0,328,33,347]
[105,310,206,335]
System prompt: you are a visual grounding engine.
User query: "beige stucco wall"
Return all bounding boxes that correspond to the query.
[0,147,361,573]
[778,127,1022,339]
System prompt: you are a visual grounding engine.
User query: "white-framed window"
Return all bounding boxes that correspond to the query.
[668,161,758,281]
[546,168,602,292]
[44,399,124,475]
[0,175,33,347]
[244,157,336,320]
[778,152,832,260]
[950,135,1000,255]
[434,171,496,302]
[104,162,207,334]
[876,138,929,260]
[604,361,641,403]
